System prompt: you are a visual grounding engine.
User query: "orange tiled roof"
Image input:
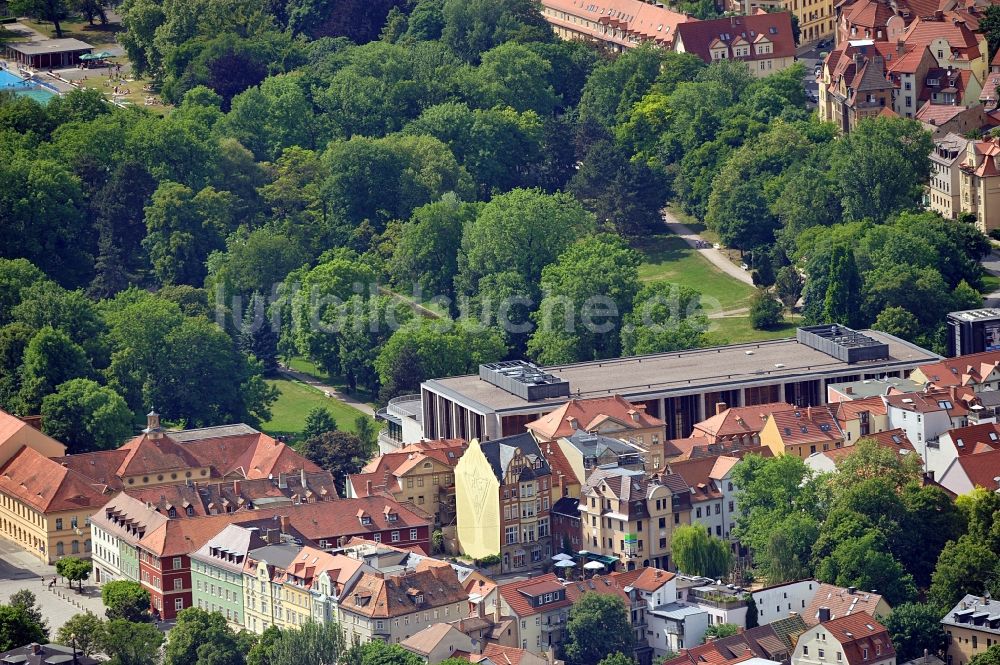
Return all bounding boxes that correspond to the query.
[766,407,844,447]
[0,446,107,513]
[610,566,675,592]
[675,12,796,63]
[693,402,794,441]
[822,614,894,665]
[949,446,1000,490]
[498,573,572,617]
[538,0,690,48]
[341,565,468,619]
[917,350,1000,387]
[803,583,887,626]
[526,395,664,441]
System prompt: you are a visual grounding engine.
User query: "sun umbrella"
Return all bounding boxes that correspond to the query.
[583,561,605,570]
[93,51,115,59]
[552,553,573,561]
[554,559,576,568]
[78,53,100,60]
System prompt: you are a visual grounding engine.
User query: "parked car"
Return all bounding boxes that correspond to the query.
[740,263,749,270]
[713,243,721,249]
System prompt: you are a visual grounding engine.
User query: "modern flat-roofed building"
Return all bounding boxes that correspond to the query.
[419,327,938,443]
[5,38,92,68]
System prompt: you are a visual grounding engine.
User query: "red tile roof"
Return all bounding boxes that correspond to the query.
[766,407,845,447]
[526,395,665,441]
[949,446,1000,490]
[498,573,573,617]
[901,15,982,62]
[0,446,107,513]
[341,565,468,618]
[803,584,887,626]
[834,396,888,424]
[675,12,796,64]
[883,387,973,417]
[538,0,691,48]
[693,402,794,441]
[821,613,895,665]
[610,566,675,592]
[480,644,536,665]
[819,428,915,463]
[917,350,1000,387]
[563,574,632,606]
[942,422,1000,456]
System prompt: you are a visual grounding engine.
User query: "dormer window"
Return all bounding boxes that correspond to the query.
[387,512,398,522]
[361,516,372,525]
[168,508,177,518]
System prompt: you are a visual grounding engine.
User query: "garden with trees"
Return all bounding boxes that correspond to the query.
[0,0,986,438]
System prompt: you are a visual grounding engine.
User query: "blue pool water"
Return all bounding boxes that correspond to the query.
[0,68,58,103]
[0,68,31,88]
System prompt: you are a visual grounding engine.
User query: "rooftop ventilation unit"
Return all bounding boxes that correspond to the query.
[479,360,571,401]
[796,324,890,363]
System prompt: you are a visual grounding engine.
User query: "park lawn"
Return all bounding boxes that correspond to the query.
[981,273,1000,295]
[704,317,801,345]
[666,203,719,244]
[636,234,758,312]
[285,356,377,406]
[22,17,121,44]
[261,378,374,441]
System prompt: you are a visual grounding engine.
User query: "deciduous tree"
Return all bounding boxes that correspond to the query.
[41,379,133,453]
[101,580,150,622]
[671,525,732,579]
[564,594,634,665]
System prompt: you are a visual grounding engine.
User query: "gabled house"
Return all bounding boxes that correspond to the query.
[820,41,897,133]
[454,434,552,573]
[939,445,1000,494]
[805,429,916,474]
[691,402,795,446]
[759,406,846,458]
[912,350,1000,391]
[884,388,975,463]
[928,421,1000,481]
[673,13,796,77]
[793,613,896,665]
[833,396,889,444]
[942,594,1000,665]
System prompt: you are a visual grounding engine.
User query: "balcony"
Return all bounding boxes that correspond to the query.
[665,622,684,636]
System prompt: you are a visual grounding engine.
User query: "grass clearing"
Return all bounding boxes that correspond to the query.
[981,273,1000,295]
[705,317,801,345]
[635,234,758,312]
[285,356,378,406]
[261,378,374,442]
[22,18,121,44]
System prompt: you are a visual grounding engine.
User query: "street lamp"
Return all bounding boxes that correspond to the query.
[69,633,77,665]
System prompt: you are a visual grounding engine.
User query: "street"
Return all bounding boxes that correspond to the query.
[797,40,828,109]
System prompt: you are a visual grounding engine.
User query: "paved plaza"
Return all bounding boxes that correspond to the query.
[0,538,105,633]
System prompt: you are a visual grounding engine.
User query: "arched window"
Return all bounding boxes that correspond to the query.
[71,540,80,554]
[56,542,64,556]
[85,539,92,552]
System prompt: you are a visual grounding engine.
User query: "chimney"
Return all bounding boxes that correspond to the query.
[30,644,41,655]
[300,467,307,488]
[494,597,502,623]
[366,480,372,495]
[807,406,813,420]
[280,515,290,534]
[818,607,832,623]
[144,409,164,440]
[935,9,943,19]
[848,586,857,594]
[845,386,853,395]
[233,480,241,497]
[715,402,728,416]
[567,416,578,430]
[278,473,287,489]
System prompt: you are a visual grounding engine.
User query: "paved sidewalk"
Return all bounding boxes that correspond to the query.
[276,367,376,417]
[662,210,755,287]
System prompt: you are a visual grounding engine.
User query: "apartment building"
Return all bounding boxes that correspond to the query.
[819,41,896,132]
[338,565,469,645]
[453,433,552,573]
[668,455,746,547]
[942,594,1000,665]
[928,133,969,218]
[674,13,797,76]
[346,439,466,527]
[538,0,690,51]
[420,329,937,443]
[191,524,265,629]
[884,388,975,464]
[243,540,304,633]
[579,467,692,571]
[691,402,794,446]
[526,395,666,448]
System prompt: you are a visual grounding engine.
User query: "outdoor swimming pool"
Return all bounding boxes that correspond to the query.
[0,68,58,103]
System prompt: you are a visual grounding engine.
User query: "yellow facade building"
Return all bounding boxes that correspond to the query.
[453,438,501,561]
[0,412,107,563]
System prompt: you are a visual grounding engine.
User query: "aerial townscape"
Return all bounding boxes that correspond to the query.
[5,0,1000,664]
